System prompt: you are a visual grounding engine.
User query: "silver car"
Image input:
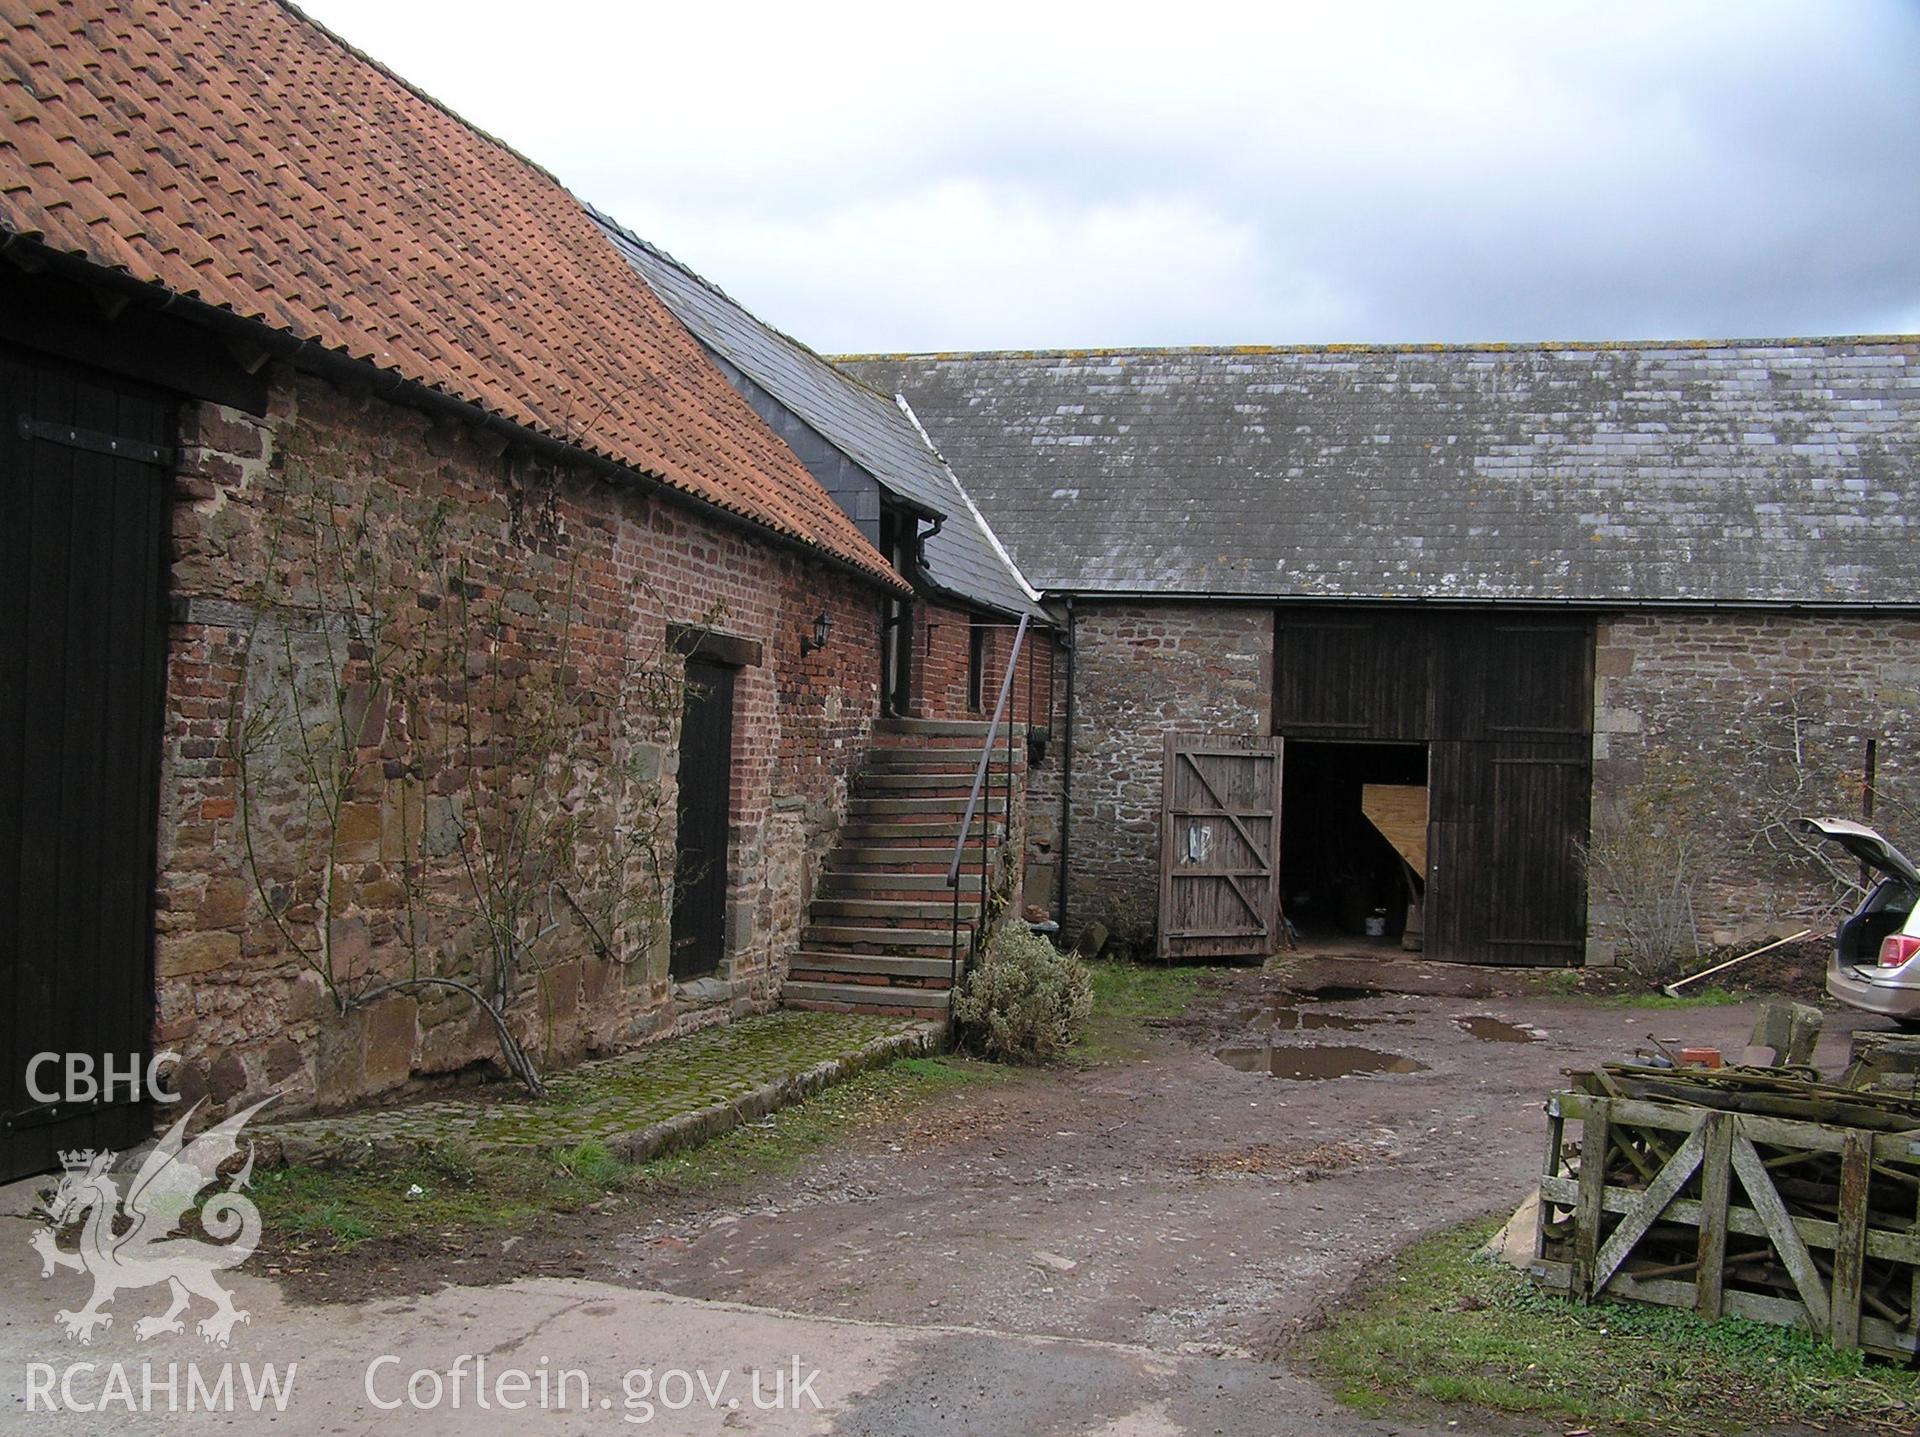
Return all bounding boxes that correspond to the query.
[1800,817,1920,1024]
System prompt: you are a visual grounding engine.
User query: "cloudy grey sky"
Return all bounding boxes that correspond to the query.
[300,0,1919,353]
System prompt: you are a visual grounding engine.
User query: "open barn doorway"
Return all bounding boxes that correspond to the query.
[1279,742,1427,947]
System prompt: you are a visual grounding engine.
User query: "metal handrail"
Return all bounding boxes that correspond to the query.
[946,612,1030,1011]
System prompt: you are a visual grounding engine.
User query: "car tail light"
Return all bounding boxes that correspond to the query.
[1878,934,1920,969]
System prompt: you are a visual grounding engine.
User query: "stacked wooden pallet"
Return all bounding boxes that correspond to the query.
[1535,1063,1920,1359]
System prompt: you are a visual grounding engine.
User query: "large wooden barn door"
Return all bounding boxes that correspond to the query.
[1158,736,1283,960]
[1426,620,1592,966]
[1,348,172,1181]
[1274,610,1592,967]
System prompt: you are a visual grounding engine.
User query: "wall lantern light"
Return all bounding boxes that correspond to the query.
[800,611,832,658]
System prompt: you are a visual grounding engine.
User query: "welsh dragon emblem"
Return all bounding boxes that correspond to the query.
[30,1096,277,1346]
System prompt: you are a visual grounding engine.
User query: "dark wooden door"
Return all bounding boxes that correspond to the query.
[1158,735,1284,960]
[1424,620,1593,966]
[670,657,736,980]
[2,349,172,1180]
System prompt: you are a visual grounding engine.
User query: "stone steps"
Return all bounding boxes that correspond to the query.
[830,847,963,872]
[783,981,952,1018]
[873,718,1027,740]
[799,925,960,957]
[783,716,1018,1019]
[862,747,1025,772]
[820,870,980,893]
[854,771,1014,792]
[808,896,979,924]
[840,820,1000,843]
[787,952,956,982]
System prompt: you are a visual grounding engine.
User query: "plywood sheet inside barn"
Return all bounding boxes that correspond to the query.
[1361,783,1428,877]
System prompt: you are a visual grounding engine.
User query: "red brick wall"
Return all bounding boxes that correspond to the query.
[911,602,1058,729]
[154,368,884,1116]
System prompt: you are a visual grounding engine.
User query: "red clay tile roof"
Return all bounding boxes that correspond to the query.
[0,0,902,587]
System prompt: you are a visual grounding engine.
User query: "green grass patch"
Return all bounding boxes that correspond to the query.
[255,1141,609,1250]
[1526,970,1748,1008]
[1073,960,1205,1062]
[1307,1217,1920,1435]
[634,1054,995,1193]
[1086,960,1203,1022]
[256,1055,994,1251]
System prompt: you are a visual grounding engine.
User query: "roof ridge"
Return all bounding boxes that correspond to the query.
[834,335,1920,363]
[893,395,1043,607]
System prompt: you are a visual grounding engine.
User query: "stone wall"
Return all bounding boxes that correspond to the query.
[155,368,885,1116]
[1591,611,1920,950]
[1053,604,1273,950]
[998,597,1920,964]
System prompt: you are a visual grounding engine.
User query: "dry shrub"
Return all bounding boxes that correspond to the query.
[1581,773,1701,981]
[953,925,1093,1064]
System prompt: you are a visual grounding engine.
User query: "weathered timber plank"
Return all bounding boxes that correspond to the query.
[1831,1129,1872,1351]
[1733,1133,1832,1338]
[1536,1107,1565,1266]
[1697,1112,1733,1320]
[1555,1090,1920,1162]
[1573,1098,1612,1298]
[1593,1121,1709,1296]
[1539,1174,1920,1265]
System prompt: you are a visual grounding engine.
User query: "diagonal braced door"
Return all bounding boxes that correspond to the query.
[1158,735,1283,960]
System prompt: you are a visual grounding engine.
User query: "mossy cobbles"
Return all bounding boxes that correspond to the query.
[259,1012,935,1167]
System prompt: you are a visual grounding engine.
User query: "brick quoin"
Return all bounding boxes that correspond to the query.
[155,368,887,1116]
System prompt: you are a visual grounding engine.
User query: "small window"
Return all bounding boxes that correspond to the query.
[967,615,988,712]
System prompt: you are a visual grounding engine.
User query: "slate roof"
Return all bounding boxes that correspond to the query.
[0,0,900,588]
[838,341,1920,605]
[594,214,1043,621]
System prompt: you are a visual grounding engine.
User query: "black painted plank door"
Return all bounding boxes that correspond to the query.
[669,657,735,980]
[1,348,171,1180]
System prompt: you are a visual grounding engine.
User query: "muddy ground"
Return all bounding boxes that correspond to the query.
[275,950,1874,1372]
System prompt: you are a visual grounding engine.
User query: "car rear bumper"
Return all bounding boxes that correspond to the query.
[1828,953,1920,1019]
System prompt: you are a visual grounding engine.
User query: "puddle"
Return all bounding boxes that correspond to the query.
[1228,1001,1414,1033]
[1454,1015,1543,1044]
[1295,984,1380,1004]
[1215,1043,1430,1081]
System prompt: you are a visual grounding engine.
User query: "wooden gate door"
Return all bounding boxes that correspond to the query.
[2,349,173,1181]
[669,656,736,980]
[1158,736,1284,960]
